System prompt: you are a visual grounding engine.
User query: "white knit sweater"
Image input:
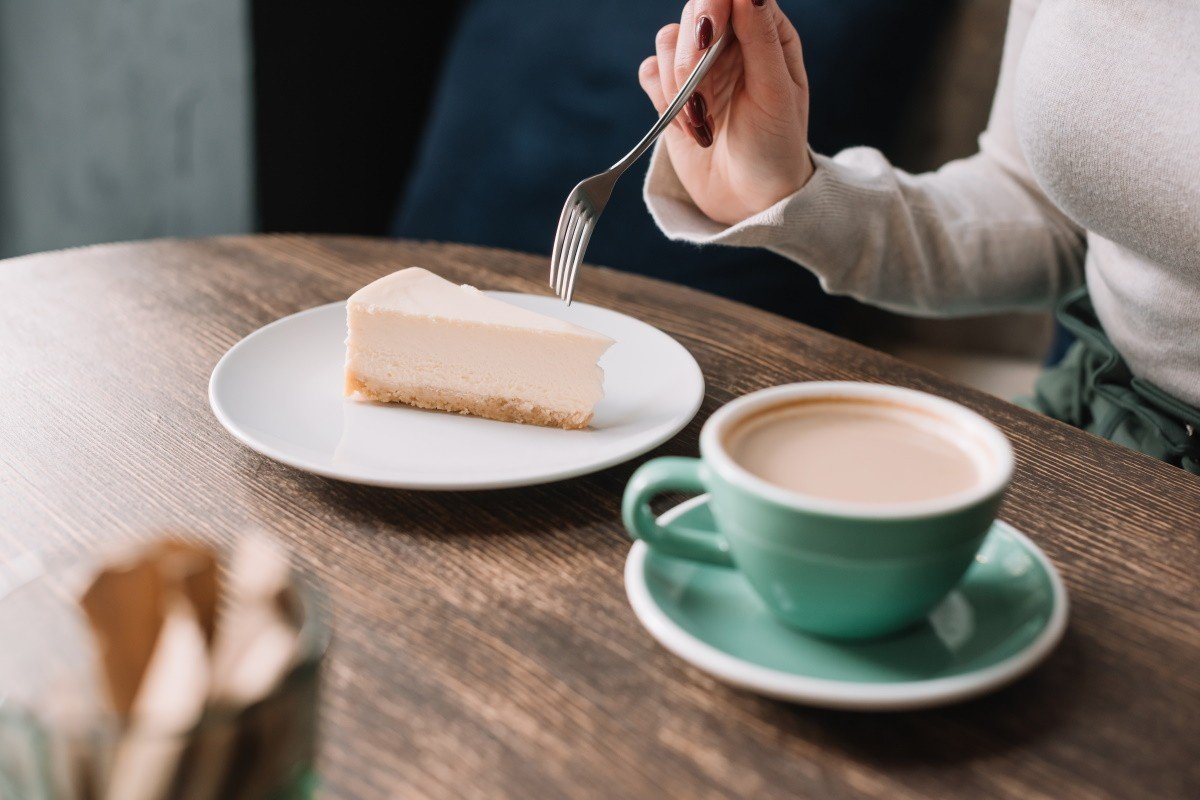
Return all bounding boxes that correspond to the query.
[645,0,1200,406]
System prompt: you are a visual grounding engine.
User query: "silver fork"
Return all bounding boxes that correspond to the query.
[550,31,730,304]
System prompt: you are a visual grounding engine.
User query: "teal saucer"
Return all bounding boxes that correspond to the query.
[624,495,1068,710]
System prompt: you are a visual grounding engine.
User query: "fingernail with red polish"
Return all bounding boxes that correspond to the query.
[684,92,708,128]
[692,118,714,148]
[696,15,714,50]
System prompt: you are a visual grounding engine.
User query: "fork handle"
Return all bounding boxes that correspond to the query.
[609,31,731,174]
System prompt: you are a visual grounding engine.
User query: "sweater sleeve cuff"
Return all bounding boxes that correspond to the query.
[642,141,852,250]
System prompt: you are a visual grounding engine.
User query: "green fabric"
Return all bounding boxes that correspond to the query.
[1028,287,1200,474]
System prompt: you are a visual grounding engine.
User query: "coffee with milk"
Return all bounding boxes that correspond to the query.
[725,398,981,504]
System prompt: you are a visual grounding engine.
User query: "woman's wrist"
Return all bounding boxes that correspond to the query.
[767,148,817,209]
[713,147,816,226]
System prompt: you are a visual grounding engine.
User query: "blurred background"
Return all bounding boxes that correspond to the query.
[0,0,1046,397]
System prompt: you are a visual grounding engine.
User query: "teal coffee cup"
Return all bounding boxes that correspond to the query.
[622,382,1014,639]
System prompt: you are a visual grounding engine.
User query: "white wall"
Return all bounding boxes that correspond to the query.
[0,0,253,259]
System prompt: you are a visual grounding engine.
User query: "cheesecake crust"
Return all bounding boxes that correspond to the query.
[345,373,592,430]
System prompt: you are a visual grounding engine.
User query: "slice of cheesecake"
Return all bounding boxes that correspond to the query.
[344,267,614,429]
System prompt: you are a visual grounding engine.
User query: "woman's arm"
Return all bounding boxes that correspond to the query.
[642,0,1086,316]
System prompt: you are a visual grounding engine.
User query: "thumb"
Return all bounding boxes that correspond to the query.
[730,0,793,104]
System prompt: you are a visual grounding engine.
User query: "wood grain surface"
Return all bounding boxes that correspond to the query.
[1,235,1197,799]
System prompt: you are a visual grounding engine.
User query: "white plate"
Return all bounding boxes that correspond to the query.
[209,294,704,490]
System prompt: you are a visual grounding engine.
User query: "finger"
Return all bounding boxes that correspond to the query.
[674,1,722,147]
[775,9,807,89]
[671,1,697,91]
[667,6,710,148]
[693,0,733,50]
[730,0,792,104]
[683,91,713,147]
[679,0,733,101]
[638,56,668,114]
[655,24,681,102]
[655,19,711,147]
[654,24,684,131]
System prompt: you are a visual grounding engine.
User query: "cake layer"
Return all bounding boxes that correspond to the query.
[345,316,609,413]
[345,374,592,430]
[344,267,614,429]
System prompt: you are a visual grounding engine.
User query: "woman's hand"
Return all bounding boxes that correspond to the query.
[639,0,814,226]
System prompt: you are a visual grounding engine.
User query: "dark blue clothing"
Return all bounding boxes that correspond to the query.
[393,0,944,331]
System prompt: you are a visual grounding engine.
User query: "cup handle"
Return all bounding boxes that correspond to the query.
[622,458,735,567]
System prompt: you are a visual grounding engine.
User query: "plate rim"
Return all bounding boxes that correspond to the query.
[208,298,705,490]
[624,495,1069,711]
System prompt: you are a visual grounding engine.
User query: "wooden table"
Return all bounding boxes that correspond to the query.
[1,236,1197,799]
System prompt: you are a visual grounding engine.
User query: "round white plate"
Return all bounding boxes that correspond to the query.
[209,294,704,490]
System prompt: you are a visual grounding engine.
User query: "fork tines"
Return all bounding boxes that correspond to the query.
[549,192,594,306]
